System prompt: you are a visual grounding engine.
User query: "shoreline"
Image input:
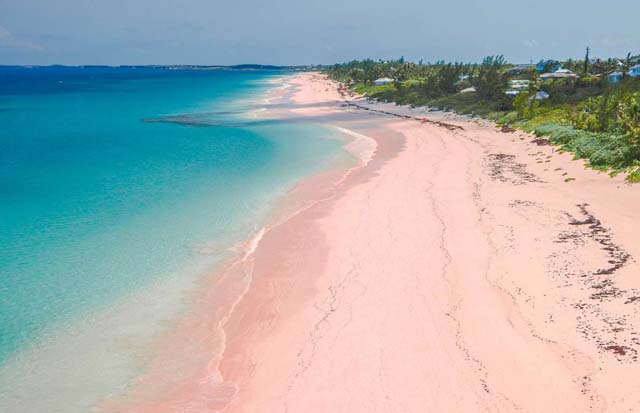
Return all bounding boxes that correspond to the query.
[105,73,403,412]
[114,72,640,412]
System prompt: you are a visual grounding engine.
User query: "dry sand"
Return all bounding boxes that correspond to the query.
[112,73,640,412]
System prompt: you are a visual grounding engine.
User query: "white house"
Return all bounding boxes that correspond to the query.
[628,65,640,78]
[508,79,531,91]
[373,77,394,86]
[540,68,579,80]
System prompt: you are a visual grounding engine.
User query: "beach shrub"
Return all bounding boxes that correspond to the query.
[513,92,530,119]
[574,88,640,135]
[627,168,640,183]
[532,123,639,171]
[618,94,640,145]
[513,92,541,120]
[472,55,509,105]
[496,111,518,125]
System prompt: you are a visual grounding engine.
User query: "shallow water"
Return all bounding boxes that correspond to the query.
[0,67,347,411]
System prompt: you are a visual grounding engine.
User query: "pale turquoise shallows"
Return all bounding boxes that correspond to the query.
[0,67,345,385]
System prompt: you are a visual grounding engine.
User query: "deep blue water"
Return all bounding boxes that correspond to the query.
[0,66,344,364]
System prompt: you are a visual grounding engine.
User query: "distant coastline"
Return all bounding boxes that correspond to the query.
[0,64,321,71]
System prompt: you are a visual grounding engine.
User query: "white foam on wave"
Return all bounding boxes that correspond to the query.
[226,226,266,261]
[261,76,293,105]
[242,227,265,261]
[333,126,377,167]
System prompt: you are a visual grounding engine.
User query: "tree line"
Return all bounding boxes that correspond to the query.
[325,53,640,180]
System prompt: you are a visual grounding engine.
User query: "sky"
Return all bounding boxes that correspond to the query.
[0,0,638,66]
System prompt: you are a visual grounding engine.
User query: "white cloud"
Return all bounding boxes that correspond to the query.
[0,25,44,52]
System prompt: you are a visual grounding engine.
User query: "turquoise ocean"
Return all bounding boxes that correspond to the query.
[0,67,347,410]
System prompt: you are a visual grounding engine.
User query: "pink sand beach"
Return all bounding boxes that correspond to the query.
[108,73,640,412]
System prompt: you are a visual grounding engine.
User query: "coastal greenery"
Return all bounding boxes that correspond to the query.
[326,53,640,180]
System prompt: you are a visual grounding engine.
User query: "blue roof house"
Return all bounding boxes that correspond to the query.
[628,65,640,78]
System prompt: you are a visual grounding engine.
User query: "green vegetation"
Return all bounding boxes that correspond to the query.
[326,54,640,180]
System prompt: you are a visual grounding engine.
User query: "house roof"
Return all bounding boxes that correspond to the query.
[506,64,534,72]
[374,77,394,82]
[540,72,579,79]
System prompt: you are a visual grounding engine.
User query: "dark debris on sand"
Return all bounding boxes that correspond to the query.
[487,153,545,185]
[344,102,464,131]
[554,203,639,363]
[531,138,551,146]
